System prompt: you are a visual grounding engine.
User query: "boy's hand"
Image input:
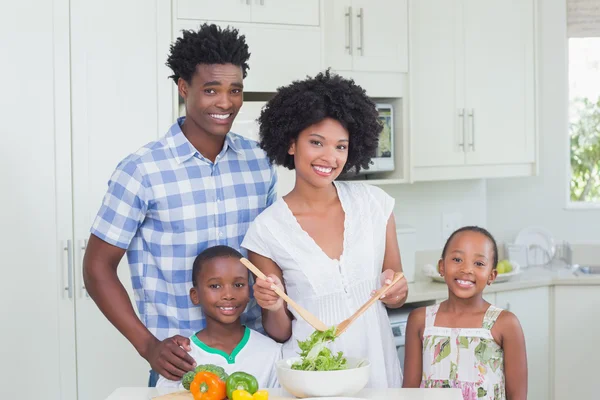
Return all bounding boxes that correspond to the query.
[143,335,197,380]
[253,274,284,312]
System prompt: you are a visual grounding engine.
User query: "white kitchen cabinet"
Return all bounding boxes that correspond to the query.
[495,287,550,400]
[409,0,536,181]
[173,19,321,93]
[323,0,408,73]
[554,285,600,400]
[1,1,169,399]
[176,0,320,26]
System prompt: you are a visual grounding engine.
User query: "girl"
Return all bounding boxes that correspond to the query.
[241,70,409,388]
[403,226,528,399]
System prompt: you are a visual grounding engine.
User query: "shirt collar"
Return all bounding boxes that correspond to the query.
[167,117,243,164]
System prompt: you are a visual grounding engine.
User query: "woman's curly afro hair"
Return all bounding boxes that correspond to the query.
[258,69,382,174]
[166,23,250,84]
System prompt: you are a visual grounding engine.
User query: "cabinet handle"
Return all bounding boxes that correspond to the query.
[468,108,475,151]
[505,302,511,311]
[80,239,89,297]
[345,7,353,55]
[246,0,251,5]
[259,0,264,5]
[458,108,465,151]
[356,8,364,56]
[63,240,73,299]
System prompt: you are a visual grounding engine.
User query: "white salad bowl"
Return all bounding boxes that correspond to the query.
[275,356,370,398]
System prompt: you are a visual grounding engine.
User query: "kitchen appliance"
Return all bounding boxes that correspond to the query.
[388,306,415,371]
[396,224,416,283]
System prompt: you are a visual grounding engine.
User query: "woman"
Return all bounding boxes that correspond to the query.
[241,70,408,388]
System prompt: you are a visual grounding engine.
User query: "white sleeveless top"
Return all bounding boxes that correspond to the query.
[241,181,402,388]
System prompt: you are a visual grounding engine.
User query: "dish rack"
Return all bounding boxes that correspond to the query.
[505,241,572,268]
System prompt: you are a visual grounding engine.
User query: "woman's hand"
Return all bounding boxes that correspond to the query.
[373,268,408,307]
[253,274,285,311]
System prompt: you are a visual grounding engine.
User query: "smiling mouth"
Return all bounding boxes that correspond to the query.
[217,305,240,315]
[209,113,232,121]
[312,165,334,176]
[455,279,475,288]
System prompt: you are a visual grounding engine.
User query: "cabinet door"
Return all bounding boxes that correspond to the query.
[463,0,535,165]
[495,287,549,400]
[554,286,600,400]
[176,20,321,93]
[350,0,408,73]
[1,1,77,399]
[176,0,252,23]
[409,0,466,167]
[323,0,354,71]
[251,0,320,26]
[70,1,161,399]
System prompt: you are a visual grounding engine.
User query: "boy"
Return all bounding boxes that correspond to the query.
[157,245,282,389]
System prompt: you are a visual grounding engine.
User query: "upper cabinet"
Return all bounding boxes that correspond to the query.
[323,0,408,73]
[176,0,320,26]
[409,0,537,182]
[173,0,322,93]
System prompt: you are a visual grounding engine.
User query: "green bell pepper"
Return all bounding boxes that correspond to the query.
[195,364,229,382]
[226,371,259,399]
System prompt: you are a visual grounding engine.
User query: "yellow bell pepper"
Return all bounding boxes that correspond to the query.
[231,389,269,400]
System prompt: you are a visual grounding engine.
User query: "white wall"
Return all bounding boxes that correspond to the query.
[486,0,600,245]
[382,179,488,250]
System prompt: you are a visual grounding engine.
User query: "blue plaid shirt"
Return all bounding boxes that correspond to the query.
[91,117,277,340]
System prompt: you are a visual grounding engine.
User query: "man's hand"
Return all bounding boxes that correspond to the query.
[143,335,197,380]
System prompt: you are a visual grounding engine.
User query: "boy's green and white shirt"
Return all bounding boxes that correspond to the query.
[156,327,282,389]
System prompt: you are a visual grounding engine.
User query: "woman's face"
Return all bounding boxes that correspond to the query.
[288,118,350,188]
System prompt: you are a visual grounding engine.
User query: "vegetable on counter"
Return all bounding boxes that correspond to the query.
[291,326,347,371]
[182,364,229,391]
[226,371,259,400]
[189,371,226,400]
[231,389,269,400]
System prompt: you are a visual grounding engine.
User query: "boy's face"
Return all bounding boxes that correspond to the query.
[178,63,243,138]
[438,231,497,299]
[288,117,350,188]
[190,256,250,325]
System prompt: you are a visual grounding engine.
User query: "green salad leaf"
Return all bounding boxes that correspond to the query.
[291,326,347,371]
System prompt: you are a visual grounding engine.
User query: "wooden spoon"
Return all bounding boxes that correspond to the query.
[335,272,405,337]
[240,258,329,332]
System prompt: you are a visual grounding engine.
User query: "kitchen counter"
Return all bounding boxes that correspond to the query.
[406,265,600,303]
[105,387,463,400]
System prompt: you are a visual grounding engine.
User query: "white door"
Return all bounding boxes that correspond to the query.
[463,0,536,165]
[554,286,600,400]
[350,0,408,73]
[70,1,162,399]
[175,0,252,23]
[175,20,321,93]
[0,1,76,399]
[495,287,550,400]
[251,0,320,26]
[409,0,466,167]
[323,0,354,71]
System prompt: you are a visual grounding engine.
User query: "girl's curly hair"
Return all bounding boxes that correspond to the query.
[166,23,250,83]
[258,70,382,174]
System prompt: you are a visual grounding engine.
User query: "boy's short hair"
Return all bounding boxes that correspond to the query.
[192,245,244,286]
[166,23,251,84]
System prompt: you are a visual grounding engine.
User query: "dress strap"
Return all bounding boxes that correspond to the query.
[424,304,441,328]
[482,305,503,330]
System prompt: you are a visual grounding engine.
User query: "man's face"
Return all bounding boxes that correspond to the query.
[178,63,243,138]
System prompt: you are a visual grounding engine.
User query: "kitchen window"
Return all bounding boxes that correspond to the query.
[568,0,600,205]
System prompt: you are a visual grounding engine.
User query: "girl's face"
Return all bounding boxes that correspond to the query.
[438,231,497,300]
[288,118,349,188]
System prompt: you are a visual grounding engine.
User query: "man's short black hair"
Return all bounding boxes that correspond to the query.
[166,23,251,84]
[192,245,244,286]
[257,69,382,174]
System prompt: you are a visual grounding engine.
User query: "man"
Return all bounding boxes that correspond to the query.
[83,23,276,386]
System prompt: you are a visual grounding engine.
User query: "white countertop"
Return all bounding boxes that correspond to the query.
[405,265,600,304]
[105,387,463,400]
